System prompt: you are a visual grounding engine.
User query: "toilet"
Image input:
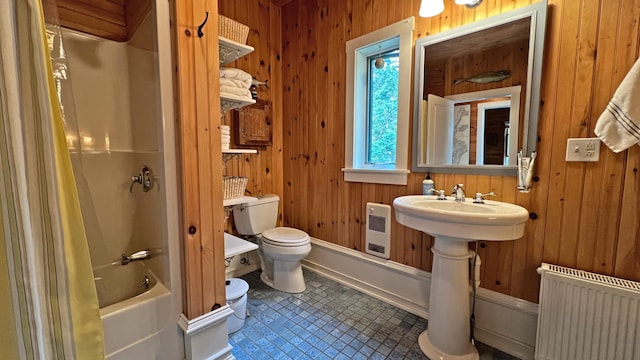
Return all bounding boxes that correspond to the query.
[232,194,311,293]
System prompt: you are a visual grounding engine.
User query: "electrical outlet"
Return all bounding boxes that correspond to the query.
[565,138,600,162]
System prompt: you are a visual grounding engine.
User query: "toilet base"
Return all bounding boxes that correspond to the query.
[260,260,306,293]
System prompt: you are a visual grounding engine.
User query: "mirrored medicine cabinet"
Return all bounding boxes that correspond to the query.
[412,1,547,175]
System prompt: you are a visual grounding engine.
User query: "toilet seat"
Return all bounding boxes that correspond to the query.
[262,227,310,247]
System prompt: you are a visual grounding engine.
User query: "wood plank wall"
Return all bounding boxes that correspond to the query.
[54,0,150,42]
[262,0,637,304]
[172,0,227,318]
[219,0,285,230]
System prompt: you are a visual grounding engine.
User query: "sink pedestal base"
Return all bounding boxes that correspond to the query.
[420,237,479,360]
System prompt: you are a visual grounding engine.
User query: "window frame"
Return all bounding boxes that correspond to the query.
[342,17,414,185]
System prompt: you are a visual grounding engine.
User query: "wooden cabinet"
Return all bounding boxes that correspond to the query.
[232,100,271,146]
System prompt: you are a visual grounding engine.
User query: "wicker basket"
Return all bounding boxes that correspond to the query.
[219,15,249,44]
[223,176,248,199]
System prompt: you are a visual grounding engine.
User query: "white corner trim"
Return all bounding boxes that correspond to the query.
[179,306,235,360]
[302,237,538,360]
[178,306,233,335]
[342,167,410,185]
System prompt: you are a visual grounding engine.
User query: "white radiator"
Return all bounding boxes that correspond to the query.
[536,263,640,360]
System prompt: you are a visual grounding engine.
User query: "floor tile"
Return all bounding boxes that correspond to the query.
[229,269,519,359]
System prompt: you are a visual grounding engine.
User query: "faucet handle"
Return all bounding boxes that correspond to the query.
[472,192,496,204]
[433,189,447,200]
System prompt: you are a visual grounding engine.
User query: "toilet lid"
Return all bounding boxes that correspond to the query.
[262,227,310,246]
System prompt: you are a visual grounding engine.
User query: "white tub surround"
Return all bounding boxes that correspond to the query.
[302,238,539,360]
[179,306,235,360]
[101,282,179,359]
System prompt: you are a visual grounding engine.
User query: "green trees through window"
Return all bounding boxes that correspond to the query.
[367,50,399,165]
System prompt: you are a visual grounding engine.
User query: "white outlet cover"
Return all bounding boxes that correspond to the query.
[565,138,600,162]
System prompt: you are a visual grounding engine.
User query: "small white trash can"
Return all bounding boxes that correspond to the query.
[226,278,249,334]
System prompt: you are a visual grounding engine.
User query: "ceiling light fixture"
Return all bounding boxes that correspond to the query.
[455,0,483,8]
[419,0,445,18]
[419,0,484,17]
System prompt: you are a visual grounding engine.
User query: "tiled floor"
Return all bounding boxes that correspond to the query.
[229,269,518,360]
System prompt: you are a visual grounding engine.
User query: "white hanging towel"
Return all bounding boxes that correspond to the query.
[594,58,640,152]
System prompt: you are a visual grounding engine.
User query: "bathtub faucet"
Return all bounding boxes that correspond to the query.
[121,249,151,265]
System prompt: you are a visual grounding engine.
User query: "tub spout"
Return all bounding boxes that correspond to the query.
[121,249,151,265]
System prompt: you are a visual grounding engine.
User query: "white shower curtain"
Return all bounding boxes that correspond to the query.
[0,0,104,358]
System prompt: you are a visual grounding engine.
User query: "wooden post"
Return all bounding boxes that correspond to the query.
[172,0,226,319]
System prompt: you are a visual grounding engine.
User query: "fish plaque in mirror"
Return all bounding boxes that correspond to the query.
[412,1,547,175]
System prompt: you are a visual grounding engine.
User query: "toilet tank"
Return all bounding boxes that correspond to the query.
[232,194,279,235]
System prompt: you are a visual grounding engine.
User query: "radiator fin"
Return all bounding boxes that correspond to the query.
[536,263,640,360]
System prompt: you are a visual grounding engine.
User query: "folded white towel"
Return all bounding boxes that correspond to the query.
[220,86,252,99]
[220,68,252,85]
[221,125,230,129]
[594,58,640,152]
[220,77,251,89]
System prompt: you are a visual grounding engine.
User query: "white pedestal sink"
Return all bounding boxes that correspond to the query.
[393,195,528,360]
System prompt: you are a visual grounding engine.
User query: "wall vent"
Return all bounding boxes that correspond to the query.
[365,202,391,259]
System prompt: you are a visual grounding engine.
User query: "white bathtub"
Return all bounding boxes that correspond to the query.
[95,263,178,359]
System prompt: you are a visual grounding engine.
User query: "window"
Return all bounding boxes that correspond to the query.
[367,50,399,165]
[343,18,414,185]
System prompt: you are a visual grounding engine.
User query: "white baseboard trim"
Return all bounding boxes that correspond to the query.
[178,306,234,360]
[302,238,538,360]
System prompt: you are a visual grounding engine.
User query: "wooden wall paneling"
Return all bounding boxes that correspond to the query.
[514,0,560,302]
[204,2,227,315]
[298,0,311,235]
[316,0,331,241]
[246,0,263,199]
[572,0,606,272]
[612,3,640,280]
[259,0,274,200]
[173,0,225,318]
[57,0,127,41]
[174,0,202,317]
[269,1,285,223]
[125,0,151,39]
[334,0,350,249]
[306,0,320,238]
[615,147,640,278]
[556,0,596,270]
[281,2,296,228]
[541,0,582,267]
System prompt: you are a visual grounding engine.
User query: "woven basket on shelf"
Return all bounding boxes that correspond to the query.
[223,176,248,199]
[218,15,249,44]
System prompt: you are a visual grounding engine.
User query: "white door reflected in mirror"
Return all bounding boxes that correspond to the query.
[422,86,521,168]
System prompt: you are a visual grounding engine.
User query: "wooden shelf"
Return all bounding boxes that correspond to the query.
[224,232,258,258]
[219,36,254,66]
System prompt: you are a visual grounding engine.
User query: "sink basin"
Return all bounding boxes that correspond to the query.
[393,195,529,241]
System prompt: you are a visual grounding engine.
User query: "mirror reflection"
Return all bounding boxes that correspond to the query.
[412,2,547,175]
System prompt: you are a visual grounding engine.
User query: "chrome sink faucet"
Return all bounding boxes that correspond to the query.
[452,184,465,202]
